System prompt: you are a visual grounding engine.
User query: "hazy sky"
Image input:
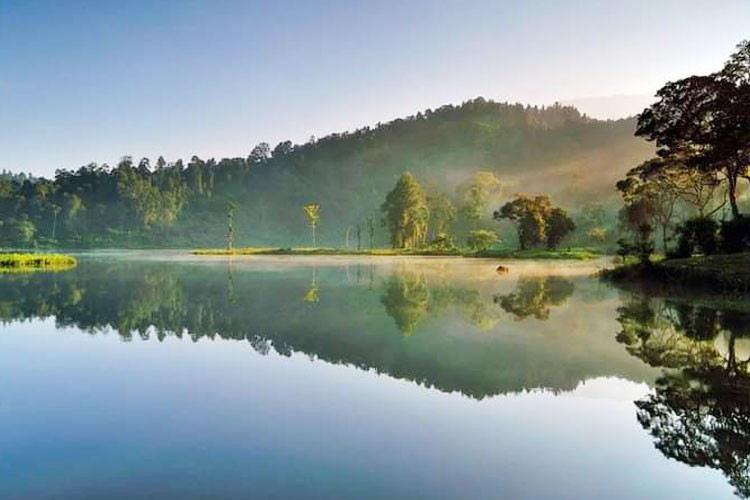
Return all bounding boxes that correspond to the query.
[2,0,749,176]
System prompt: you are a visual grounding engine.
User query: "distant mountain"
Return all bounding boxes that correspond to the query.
[0,98,653,247]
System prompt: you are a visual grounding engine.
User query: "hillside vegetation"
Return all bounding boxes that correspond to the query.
[0,98,651,248]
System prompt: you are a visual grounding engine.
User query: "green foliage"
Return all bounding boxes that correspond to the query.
[427,191,456,238]
[494,276,575,320]
[117,157,188,228]
[636,40,750,219]
[467,229,498,252]
[226,200,238,250]
[458,171,502,228]
[494,195,550,249]
[0,253,76,271]
[381,173,429,249]
[587,227,607,243]
[381,271,429,335]
[674,217,719,257]
[545,208,575,249]
[494,195,573,250]
[8,218,36,246]
[431,232,455,251]
[0,98,648,248]
[303,203,320,246]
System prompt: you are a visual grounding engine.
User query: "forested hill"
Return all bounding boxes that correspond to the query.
[0,98,652,248]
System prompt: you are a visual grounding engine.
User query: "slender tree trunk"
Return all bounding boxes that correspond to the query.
[728,170,740,219]
[51,211,58,241]
[227,211,234,250]
[728,332,737,376]
[662,223,668,253]
[312,226,316,247]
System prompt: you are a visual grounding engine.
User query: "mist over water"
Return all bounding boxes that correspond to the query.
[0,252,747,498]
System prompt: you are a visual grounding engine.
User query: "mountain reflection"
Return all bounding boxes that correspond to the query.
[0,258,655,399]
[616,295,750,498]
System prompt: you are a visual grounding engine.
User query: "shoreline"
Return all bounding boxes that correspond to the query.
[600,252,750,294]
[190,247,602,261]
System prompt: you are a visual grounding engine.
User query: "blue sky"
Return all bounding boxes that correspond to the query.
[1,0,749,176]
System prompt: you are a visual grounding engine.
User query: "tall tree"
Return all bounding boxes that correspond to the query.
[494,195,552,250]
[367,217,375,250]
[226,200,238,250]
[545,208,575,249]
[381,173,429,249]
[458,171,502,229]
[427,191,456,241]
[636,40,750,219]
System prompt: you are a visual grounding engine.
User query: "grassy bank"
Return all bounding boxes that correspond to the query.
[601,252,750,293]
[0,253,78,272]
[191,246,601,260]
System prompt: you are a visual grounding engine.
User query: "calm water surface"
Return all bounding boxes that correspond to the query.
[0,252,747,499]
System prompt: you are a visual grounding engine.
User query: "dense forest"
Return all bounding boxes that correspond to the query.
[0,98,650,248]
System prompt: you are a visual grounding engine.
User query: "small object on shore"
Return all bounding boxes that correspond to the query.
[496,265,509,274]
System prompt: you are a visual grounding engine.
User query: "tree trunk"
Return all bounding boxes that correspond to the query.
[728,332,737,376]
[728,171,740,219]
[51,211,58,241]
[662,223,668,254]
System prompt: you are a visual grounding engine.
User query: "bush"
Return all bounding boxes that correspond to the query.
[674,217,718,257]
[616,238,633,261]
[431,232,455,250]
[720,216,750,253]
[586,227,607,244]
[467,229,498,252]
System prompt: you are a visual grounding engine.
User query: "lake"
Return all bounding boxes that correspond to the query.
[0,252,747,499]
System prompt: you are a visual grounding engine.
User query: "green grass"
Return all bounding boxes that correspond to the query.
[0,253,77,272]
[471,248,601,260]
[191,246,601,260]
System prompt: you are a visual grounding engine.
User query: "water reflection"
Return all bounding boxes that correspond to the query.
[0,257,652,399]
[380,264,505,334]
[3,255,749,497]
[493,276,575,320]
[616,295,750,498]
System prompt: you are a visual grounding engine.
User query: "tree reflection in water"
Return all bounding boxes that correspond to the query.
[493,276,575,320]
[380,264,507,335]
[0,258,657,400]
[381,269,429,335]
[616,295,750,498]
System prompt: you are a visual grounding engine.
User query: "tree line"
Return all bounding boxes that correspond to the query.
[379,171,576,252]
[0,98,645,249]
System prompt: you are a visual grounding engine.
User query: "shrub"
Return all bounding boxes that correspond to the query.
[674,217,718,257]
[720,216,750,253]
[467,229,498,252]
[431,232,455,250]
[616,238,633,261]
[586,227,607,244]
